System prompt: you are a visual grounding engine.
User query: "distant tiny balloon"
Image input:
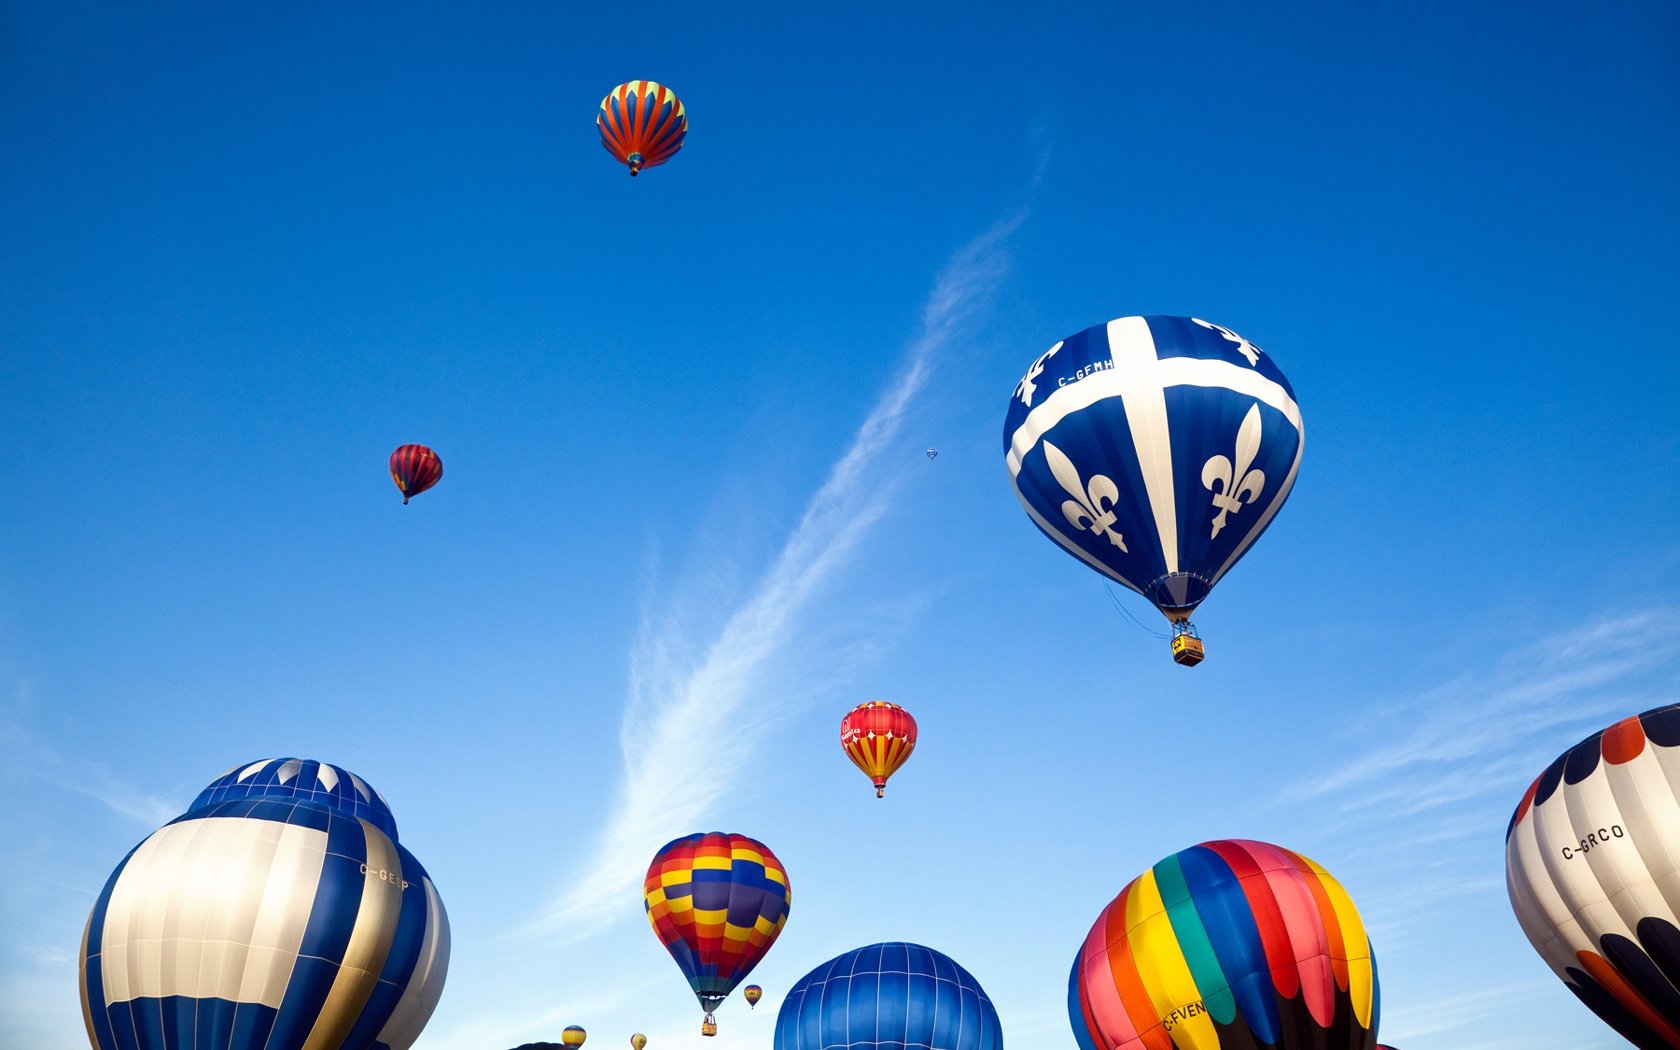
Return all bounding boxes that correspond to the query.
[630,1036,647,1050]
[744,984,763,1008]
[561,1026,587,1048]
[390,443,443,504]
[926,448,937,460]
[598,81,687,177]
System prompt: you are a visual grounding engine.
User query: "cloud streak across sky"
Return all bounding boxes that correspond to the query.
[1276,607,1680,1044]
[537,215,1021,941]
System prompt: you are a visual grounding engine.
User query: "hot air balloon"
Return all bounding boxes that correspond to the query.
[1069,839,1379,1050]
[1506,703,1680,1047]
[630,1036,647,1050]
[839,701,918,798]
[644,832,790,1036]
[1004,315,1303,666]
[561,1026,587,1048]
[927,448,938,460]
[80,758,450,1050]
[390,443,443,504]
[774,942,1002,1050]
[744,985,763,1008]
[598,81,687,177]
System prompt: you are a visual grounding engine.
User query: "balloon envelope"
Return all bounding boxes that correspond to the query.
[840,701,918,797]
[1003,315,1303,622]
[561,1026,587,1048]
[1506,703,1680,1047]
[597,81,687,176]
[774,941,1002,1050]
[644,832,790,1020]
[80,758,450,1050]
[1069,839,1377,1050]
[389,444,442,504]
[630,1036,647,1050]
[744,984,763,1007]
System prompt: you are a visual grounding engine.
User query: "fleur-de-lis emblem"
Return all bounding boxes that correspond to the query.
[1193,318,1261,366]
[1015,341,1062,407]
[1043,440,1127,550]
[1201,404,1267,538]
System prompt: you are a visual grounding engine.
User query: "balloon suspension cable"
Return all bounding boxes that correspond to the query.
[1104,582,1171,639]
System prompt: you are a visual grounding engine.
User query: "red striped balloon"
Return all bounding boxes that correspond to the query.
[840,701,918,798]
[389,444,442,505]
[597,81,687,177]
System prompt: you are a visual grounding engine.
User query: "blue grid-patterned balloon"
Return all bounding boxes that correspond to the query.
[774,942,1003,1050]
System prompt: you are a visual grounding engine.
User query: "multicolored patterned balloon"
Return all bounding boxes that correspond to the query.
[840,701,918,798]
[597,81,687,177]
[1506,703,1680,1047]
[1069,839,1378,1050]
[644,831,790,1034]
[744,984,763,1008]
[79,758,450,1050]
[774,942,1002,1050]
[1004,316,1303,658]
[389,443,442,505]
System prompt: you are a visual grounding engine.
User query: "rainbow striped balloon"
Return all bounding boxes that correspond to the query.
[1069,839,1379,1050]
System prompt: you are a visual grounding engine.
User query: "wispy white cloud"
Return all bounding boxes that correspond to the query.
[0,711,179,827]
[1282,608,1680,812]
[1275,608,1680,1047]
[536,214,1022,942]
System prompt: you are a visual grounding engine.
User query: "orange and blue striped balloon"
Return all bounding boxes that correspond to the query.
[597,81,687,177]
[644,832,790,1033]
[1069,839,1380,1050]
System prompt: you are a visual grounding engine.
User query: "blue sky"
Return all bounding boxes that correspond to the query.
[3,2,1678,1048]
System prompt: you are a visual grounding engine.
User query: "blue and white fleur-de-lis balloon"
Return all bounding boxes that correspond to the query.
[1003,315,1303,657]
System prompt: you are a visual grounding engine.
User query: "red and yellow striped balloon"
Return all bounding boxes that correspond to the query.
[1070,839,1379,1050]
[597,81,687,177]
[840,701,918,798]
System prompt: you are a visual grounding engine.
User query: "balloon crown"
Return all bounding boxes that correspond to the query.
[187,757,399,842]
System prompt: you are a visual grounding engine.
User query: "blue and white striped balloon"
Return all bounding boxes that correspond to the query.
[78,758,449,1050]
[1003,315,1303,622]
[773,942,1003,1050]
